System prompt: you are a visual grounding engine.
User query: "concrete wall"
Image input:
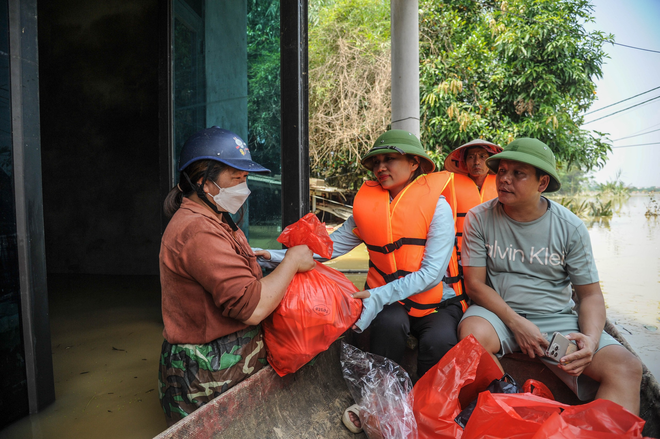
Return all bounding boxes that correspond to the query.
[38,0,161,274]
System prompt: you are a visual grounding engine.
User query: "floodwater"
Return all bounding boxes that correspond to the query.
[0,194,658,439]
[584,194,660,379]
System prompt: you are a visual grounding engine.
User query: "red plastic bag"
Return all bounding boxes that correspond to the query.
[461,392,647,439]
[413,335,503,439]
[263,214,363,376]
[523,379,555,400]
[276,212,334,258]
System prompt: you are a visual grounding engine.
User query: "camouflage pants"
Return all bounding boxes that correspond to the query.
[158,325,267,427]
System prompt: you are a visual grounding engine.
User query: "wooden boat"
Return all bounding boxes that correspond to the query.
[154,318,659,439]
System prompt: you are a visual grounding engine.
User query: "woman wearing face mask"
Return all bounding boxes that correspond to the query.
[158,126,315,426]
[259,130,466,433]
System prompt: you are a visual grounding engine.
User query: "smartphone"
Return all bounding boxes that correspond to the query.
[545,332,577,362]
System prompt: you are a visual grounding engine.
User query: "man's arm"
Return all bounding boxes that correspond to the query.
[464,265,549,358]
[559,282,605,375]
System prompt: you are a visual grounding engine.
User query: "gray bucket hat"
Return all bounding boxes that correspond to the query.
[361,130,435,174]
[486,138,561,192]
[443,139,502,174]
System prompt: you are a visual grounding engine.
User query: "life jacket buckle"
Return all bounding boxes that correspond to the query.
[384,240,403,253]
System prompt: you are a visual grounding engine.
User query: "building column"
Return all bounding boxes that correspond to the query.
[390,0,419,137]
[9,0,55,413]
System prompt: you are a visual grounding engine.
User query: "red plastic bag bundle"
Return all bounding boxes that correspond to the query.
[263,213,363,376]
[413,335,503,439]
[461,392,647,439]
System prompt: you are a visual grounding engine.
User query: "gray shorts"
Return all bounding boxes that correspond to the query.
[461,304,621,400]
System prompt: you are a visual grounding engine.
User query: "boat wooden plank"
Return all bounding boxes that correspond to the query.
[155,323,658,438]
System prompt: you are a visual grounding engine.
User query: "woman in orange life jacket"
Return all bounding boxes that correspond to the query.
[258,129,465,433]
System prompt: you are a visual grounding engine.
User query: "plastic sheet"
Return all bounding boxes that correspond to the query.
[340,342,418,439]
[461,393,648,439]
[263,213,362,376]
[413,335,503,439]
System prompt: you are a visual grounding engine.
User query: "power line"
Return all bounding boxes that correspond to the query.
[613,127,660,142]
[585,85,660,115]
[612,142,660,149]
[583,95,660,124]
[612,42,660,54]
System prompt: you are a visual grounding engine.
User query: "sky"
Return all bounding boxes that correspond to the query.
[582,0,660,188]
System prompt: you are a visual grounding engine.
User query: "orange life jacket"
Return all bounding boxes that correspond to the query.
[454,173,498,258]
[352,172,467,317]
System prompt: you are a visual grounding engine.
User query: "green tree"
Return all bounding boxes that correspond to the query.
[247,0,281,173]
[555,168,592,195]
[418,0,614,172]
[308,0,391,189]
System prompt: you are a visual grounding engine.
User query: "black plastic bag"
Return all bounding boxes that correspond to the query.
[454,373,520,429]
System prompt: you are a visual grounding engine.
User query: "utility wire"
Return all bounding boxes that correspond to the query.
[612,142,660,149]
[583,95,660,124]
[612,42,660,54]
[585,85,660,115]
[613,127,660,142]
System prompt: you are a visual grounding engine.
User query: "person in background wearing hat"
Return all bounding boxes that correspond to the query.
[444,139,503,289]
[259,129,466,433]
[158,127,315,426]
[457,138,642,414]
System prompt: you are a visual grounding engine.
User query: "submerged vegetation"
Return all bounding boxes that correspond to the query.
[646,195,659,217]
[557,197,613,218]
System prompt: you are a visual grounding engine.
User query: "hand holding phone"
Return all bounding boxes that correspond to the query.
[545,332,577,363]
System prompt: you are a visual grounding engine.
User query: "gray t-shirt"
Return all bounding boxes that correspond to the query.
[462,198,599,315]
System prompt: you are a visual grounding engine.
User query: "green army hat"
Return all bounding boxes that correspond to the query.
[486,138,562,192]
[361,129,435,174]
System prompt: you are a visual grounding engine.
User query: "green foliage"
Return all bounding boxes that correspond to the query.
[557,197,612,218]
[308,0,391,189]
[247,0,281,173]
[596,170,630,197]
[558,197,590,217]
[589,199,612,217]
[418,0,614,172]
[555,167,592,195]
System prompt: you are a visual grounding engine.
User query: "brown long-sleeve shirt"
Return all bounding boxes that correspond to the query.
[159,198,262,344]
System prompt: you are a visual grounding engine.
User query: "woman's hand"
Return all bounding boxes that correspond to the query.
[352,290,371,299]
[283,245,315,273]
[253,249,271,260]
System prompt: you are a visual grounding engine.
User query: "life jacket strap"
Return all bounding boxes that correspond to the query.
[399,293,468,313]
[365,237,427,254]
[442,274,462,284]
[368,260,412,283]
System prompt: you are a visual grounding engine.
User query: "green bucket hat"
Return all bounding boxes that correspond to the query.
[486,138,561,192]
[361,129,435,174]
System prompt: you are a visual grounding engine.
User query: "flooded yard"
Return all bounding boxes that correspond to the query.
[586,194,660,379]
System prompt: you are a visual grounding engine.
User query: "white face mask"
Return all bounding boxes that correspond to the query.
[210,181,251,214]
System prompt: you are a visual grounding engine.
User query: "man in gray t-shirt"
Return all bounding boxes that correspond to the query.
[458,138,642,415]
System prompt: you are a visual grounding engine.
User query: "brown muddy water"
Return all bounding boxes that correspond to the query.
[0,194,657,438]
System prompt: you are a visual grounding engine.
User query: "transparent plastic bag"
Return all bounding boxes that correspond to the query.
[340,342,417,439]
